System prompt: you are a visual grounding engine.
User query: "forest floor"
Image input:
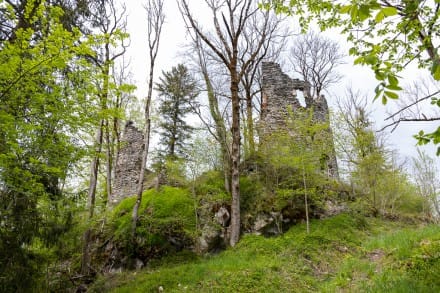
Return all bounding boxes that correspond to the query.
[90,213,440,292]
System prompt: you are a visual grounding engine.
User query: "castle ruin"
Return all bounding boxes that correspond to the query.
[110,63,339,206]
[260,62,338,178]
[109,121,144,206]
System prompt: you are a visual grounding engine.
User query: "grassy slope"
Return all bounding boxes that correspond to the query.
[91,214,439,292]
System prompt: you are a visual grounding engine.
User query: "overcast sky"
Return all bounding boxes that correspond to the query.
[120,0,439,168]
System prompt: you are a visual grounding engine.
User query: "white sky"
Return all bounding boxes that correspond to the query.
[121,0,439,169]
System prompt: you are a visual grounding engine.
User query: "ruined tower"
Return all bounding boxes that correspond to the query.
[260,62,339,179]
[260,62,311,134]
[110,121,144,206]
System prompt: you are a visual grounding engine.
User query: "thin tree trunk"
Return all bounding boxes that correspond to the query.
[101,42,111,207]
[179,0,272,246]
[245,88,255,157]
[132,0,164,238]
[81,120,104,275]
[131,73,152,238]
[229,70,241,247]
[302,159,310,234]
[104,118,112,207]
[201,64,231,193]
[112,116,121,178]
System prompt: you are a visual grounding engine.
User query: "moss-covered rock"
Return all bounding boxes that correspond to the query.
[93,186,197,272]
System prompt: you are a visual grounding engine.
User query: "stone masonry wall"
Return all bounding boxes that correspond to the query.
[260,62,339,179]
[260,62,311,134]
[110,121,144,206]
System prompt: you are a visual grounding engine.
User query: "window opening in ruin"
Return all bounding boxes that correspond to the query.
[296,90,307,107]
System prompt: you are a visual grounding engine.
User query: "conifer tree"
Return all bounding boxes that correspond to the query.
[155,64,198,159]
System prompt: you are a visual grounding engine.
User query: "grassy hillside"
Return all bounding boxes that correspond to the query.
[90,213,439,292]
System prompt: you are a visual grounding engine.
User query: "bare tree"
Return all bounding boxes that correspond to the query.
[381,76,440,133]
[179,0,275,246]
[334,88,376,170]
[131,0,165,238]
[239,12,288,157]
[190,35,232,193]
[334,88,396,215]
[412,148,440,220]
[289,31,344,99]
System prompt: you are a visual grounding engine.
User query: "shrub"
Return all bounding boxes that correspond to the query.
[194,170,229,204]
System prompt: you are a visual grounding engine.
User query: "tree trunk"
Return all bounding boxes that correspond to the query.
[245,88,255,157]
[203,69,231,193]
[229,70,241,247]
[132,83,152,238]
[302,159,310,234]
[104,119,112,207]
[81,120,104,275]
[132,0,164,239]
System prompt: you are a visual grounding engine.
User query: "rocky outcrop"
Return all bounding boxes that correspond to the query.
[196,204,230,254]
[253,212,283,236]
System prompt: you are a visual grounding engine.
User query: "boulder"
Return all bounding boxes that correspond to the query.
[322,200,347,217]
[253,212,282,236]
[214,206,230,227]
[196,224,224,254]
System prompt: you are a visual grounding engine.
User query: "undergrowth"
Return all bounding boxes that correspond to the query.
[90,213,440,292]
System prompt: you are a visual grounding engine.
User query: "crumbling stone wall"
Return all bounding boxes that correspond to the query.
[260,62,311,133]
[110,121,144,206]
[260,62,339,178]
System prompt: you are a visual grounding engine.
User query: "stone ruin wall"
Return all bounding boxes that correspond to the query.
[260,62,311,133]
[109,121,144,206]
[260,62,339,179]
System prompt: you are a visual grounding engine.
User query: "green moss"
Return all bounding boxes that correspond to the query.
[142,186,196,231]
[103,186,197,263]
[110,187,196,235]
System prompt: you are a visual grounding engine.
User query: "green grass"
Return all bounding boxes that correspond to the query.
[90,213,440,293]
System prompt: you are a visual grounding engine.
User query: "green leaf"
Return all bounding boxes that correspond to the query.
[382,95,388,104]
[359,5,370,21]
[364,54,378,65]
[385,84,402,91]
[339,5,352,14]
[382,7,398,17]
[354,56,364,65]
[350,5,358,20]
[431,98,440,108]
[432,61,440,80]
[374,84,383,101]
[384,91,399,99]
[388,74,399,86]
[375,11,385,23]
[375,71,385,81]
